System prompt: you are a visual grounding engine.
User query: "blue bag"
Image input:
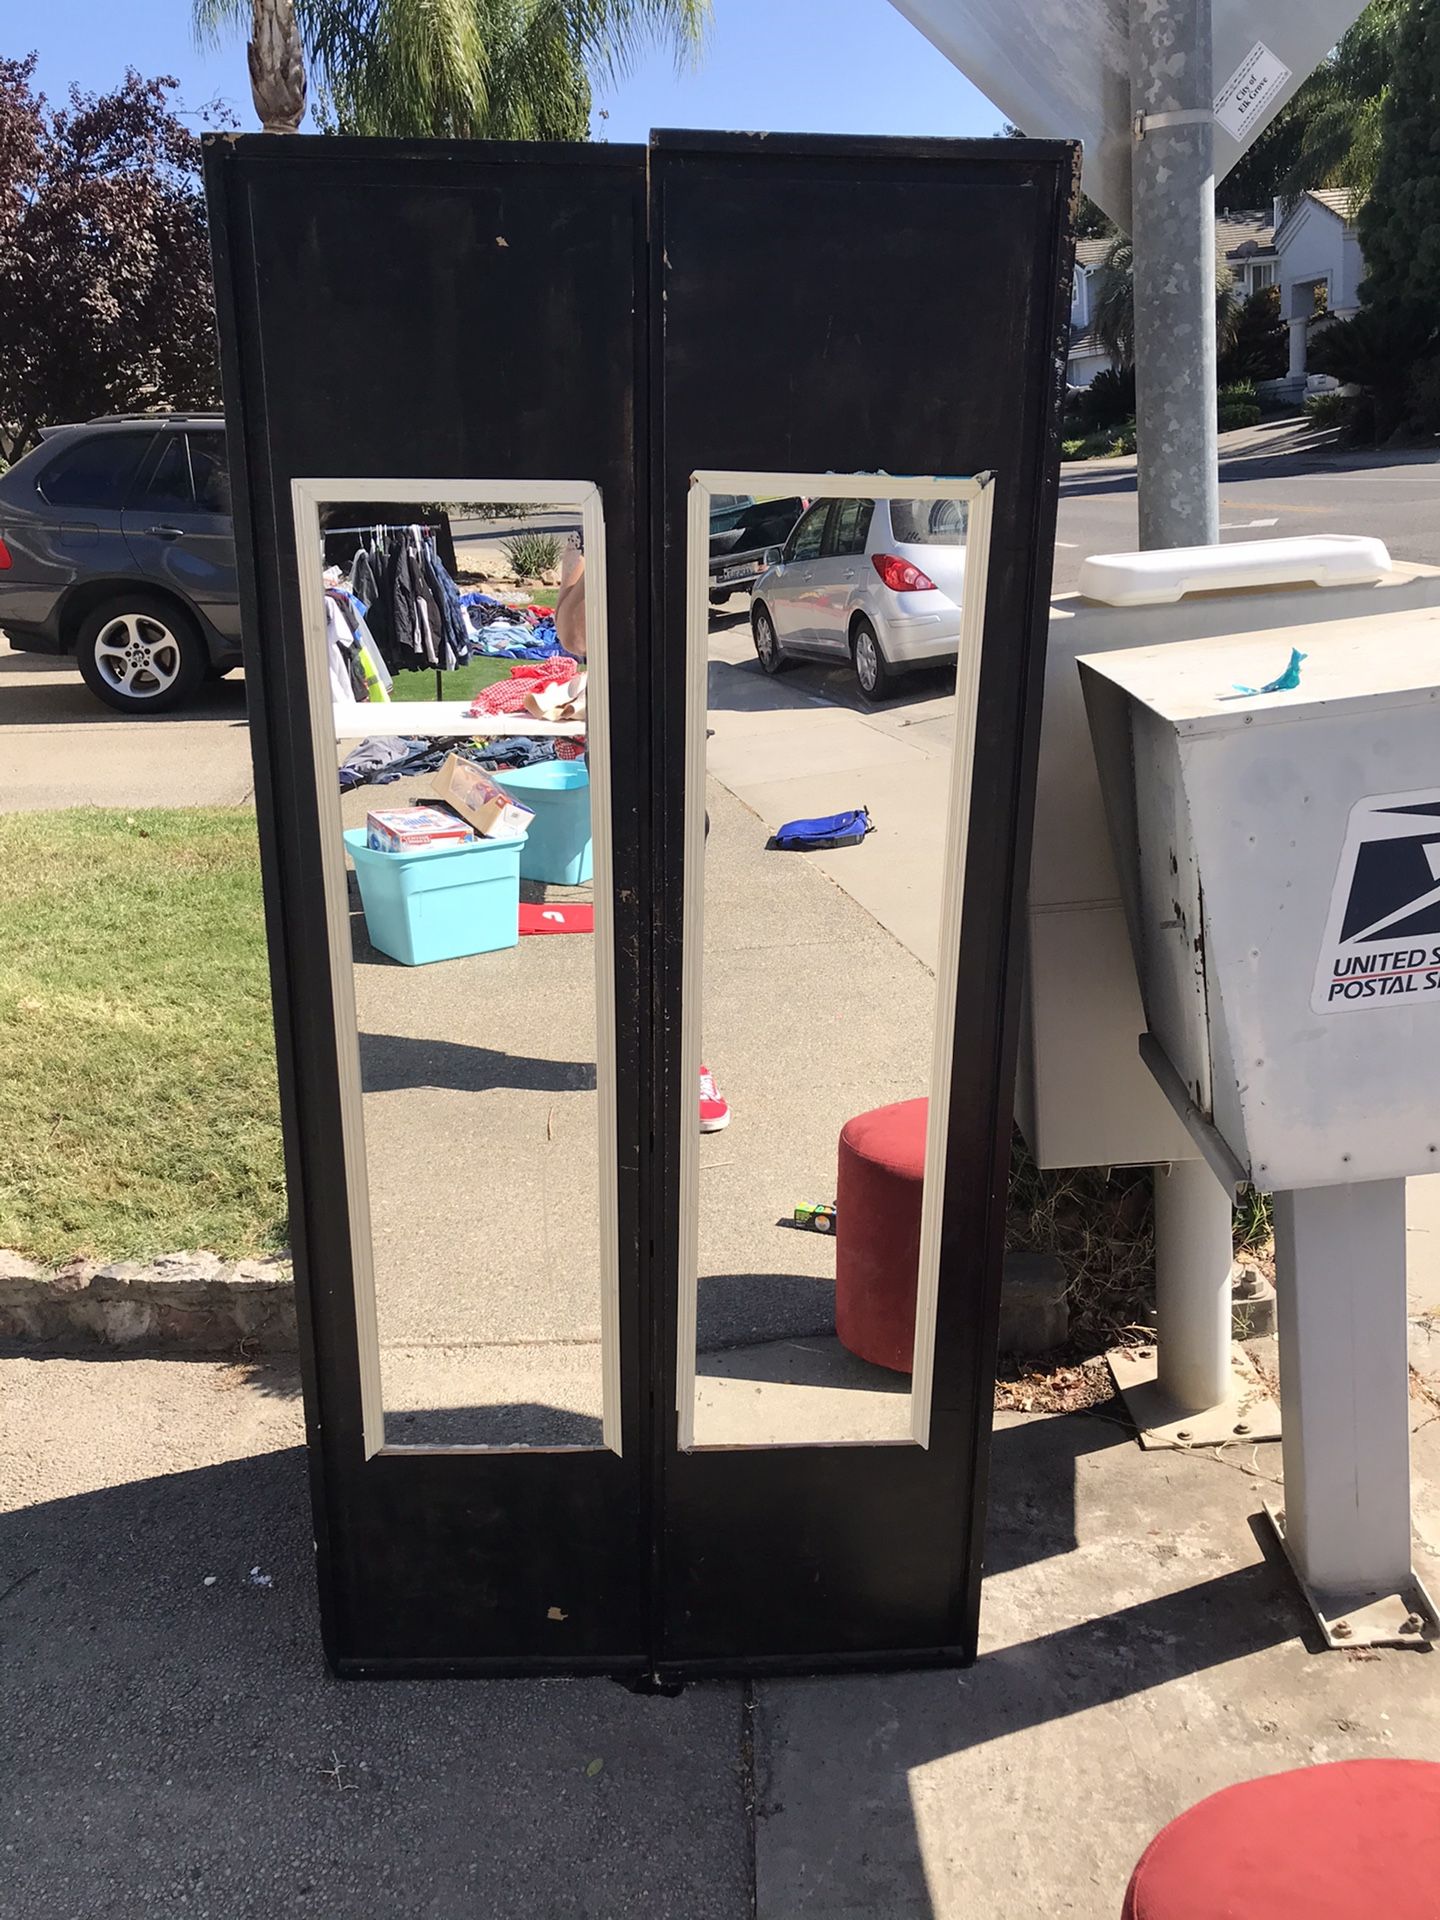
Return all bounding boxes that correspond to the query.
[770,807,873,851]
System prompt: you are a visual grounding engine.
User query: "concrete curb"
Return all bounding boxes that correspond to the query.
[0,1249,296,1352]
[1,1244,1067,1358]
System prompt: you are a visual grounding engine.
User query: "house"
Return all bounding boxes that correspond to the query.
[1268,189,1365,398]
[1067,196,1364,398]
[1067,236,1116,389]
[1068,212,1278,388]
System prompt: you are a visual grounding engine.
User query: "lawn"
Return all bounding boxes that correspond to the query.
[0,809,286,1266]
[388,657,515,704]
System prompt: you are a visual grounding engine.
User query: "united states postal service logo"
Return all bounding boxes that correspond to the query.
[1313,789,1440,1015]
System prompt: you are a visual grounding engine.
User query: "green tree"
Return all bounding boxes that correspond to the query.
[1352,0,1440,434]
[1219,1,1404,209]
[197,0,710,140]
[1218,286,1287,386]
[0,57,219,464]
[1357,0,1440,343]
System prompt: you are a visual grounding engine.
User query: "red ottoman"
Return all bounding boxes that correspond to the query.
[1122,1761,1440,1918]
[835,1096,927,1373]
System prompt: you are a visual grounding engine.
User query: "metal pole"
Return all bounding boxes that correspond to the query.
[1130,0,1219,550]
[1270,1181,1433,1643]
[1130,0,1233,1415]
[1153,1160,1233,1410]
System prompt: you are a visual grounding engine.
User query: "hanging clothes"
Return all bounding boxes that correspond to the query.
[324,593,370,703]
[325,588,392,702]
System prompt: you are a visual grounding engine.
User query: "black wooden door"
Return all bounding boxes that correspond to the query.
[648,133,1077,1676]
[206,139,655,1677]
[206,131,1075,1679]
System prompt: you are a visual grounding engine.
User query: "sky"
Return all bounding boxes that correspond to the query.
[19,0,1005,144]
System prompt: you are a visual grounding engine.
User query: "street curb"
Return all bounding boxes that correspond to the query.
[0,1249,296,1352]
[2,1245,1068,1358]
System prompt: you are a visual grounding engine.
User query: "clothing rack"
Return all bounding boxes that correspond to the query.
[324,521,440,537]
[326,522,447,698]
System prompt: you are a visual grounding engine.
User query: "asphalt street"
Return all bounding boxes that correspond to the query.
[1051,441,1440,593]
[2,441,1436,812]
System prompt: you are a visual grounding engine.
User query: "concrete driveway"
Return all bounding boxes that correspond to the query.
[0,636,254,812]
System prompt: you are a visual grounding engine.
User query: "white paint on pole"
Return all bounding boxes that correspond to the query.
[885,0,1372,229]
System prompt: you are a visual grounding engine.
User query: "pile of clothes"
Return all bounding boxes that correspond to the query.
[466,656,580,718]
[460,591,566,662]
[337,733,562,793]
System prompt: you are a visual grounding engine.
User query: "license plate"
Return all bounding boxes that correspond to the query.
[721,563,755,582]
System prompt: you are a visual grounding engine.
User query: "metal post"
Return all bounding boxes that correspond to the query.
[1130,0,1219,550]
[1267,1181,1435,1646]
[1153,1160,1233,1411]
[1129,0,1236,1426]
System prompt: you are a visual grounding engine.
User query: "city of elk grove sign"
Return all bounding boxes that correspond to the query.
[886,0,1372,231]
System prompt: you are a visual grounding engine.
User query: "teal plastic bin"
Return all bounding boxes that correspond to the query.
[344,827,524,966]
[494,761,593,885]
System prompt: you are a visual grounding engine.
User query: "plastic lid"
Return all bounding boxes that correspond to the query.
[1078,535,1394,607]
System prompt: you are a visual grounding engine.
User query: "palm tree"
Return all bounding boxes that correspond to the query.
[1219,0,1403,210]
[196,0,710,141]
[1092,231,1239,371]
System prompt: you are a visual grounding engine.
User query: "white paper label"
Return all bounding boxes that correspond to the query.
[1312,790,1440,1015]
[1214,41,1292,144]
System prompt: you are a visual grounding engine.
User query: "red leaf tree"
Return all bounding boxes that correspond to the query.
[0,56,220,467]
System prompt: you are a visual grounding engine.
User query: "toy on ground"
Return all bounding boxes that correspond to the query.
[793,1201,838,1233]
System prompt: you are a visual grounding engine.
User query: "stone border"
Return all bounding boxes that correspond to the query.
[0,1250,296,1352]
[0,1245,1064,1360]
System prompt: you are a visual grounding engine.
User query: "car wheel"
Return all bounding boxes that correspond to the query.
[852,617,893,701]
[752,603,788,676]
[75,594,208,715]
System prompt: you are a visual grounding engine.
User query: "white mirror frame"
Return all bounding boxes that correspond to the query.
[290,477,622,1457]
[676,469,997,1451]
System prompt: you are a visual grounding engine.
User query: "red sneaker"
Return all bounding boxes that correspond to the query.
[699,1065,731,1132]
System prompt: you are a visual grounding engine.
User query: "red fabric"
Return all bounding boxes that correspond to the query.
[518,903,594,936]
[1122,1762,1440,1920]
[834,1096,927,1373]
[508,658,578,685]
[468,678,532,716]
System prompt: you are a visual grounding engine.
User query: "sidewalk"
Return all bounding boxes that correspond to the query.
[6,1349,1440,1918]
[0,635,254,812]
[1061,413,1344,481]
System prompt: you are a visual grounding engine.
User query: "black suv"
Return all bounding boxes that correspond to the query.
[0,413,240,713]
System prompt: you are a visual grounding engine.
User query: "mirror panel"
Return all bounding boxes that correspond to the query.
[678,473,993,1449]
[297,482,618,1452]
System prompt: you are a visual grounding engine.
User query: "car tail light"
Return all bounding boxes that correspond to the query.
[871,552,936,593]
[0,536,11,570]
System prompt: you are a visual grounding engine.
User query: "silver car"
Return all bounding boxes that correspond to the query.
[749,495,966,700]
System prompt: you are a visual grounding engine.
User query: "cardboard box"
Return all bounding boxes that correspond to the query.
[365,805,475,854]
[433,753,535,840]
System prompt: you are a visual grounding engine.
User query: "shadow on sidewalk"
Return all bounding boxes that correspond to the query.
[357,1029,596,1095]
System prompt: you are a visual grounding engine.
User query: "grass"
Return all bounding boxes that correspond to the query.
[387,658,512,705]
[0,809,286,1266]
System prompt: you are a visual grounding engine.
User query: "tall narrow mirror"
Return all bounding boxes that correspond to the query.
[678,472,994,1449]
[295,480,618,1452]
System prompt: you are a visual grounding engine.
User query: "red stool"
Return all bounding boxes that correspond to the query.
[1122,1761,1440,1918]
[835,1096,926,1373]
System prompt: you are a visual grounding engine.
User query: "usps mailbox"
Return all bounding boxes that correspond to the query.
[1019,542,1440,1171]
[1018,539,1440,1443]
[1080,603,1440,1648]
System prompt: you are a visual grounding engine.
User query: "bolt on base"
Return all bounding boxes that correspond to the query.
[1108,1341,1281,1450]
[1264,1503,1439,1650]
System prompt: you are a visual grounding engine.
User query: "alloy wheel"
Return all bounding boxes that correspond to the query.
[93,613,183,701]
